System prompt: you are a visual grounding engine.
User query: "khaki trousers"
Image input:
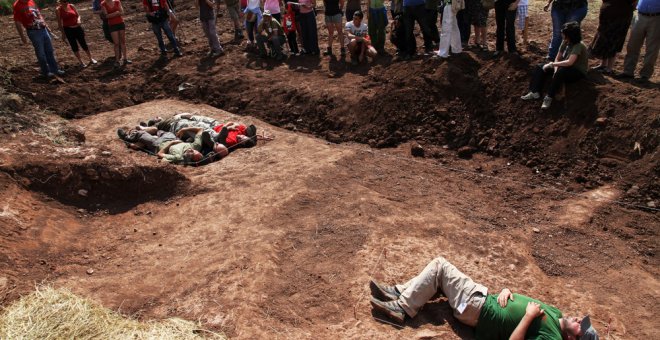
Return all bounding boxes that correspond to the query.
[396,257,488,327]
[623,14,660,78]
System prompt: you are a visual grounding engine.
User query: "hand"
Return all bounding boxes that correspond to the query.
[525,302,545,319]
[497,288,514,307]
[543,3,550,11]
[508,3,518,10]
[543,62,554,71]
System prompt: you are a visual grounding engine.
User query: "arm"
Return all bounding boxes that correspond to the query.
[157,140,182,158]
[543,0,552,11]
[508,0,520,10]
[14,21,27,45]
[509,302,545,340]
[497,288,514,307]
[175,127,203,139]
[551,53,578,68]
[55,7,65,40]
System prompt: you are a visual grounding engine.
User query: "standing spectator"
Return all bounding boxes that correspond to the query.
[516,0,529,45]
[323,0,346,57]
[425,0,440,50]
[345,11,377,64]
[621,0,659,82]
[166,0,178,36]
[521,22,588,109]
[143,0,182,57]
[56,0,97,67]
[494,0,518,56]
[436,0,464,58]
[282,2,300,54]
[590,0,635,75]
[92,0,113,43]
[456,8,471,47]
[368,0,388,54]
[257,10,286,59]
[196,0,224,57]
[13,0,64,77]
[390,0,405,54]
[542,0,588,60]
[298,0,320,55]
[219,0,244,40]
[468,0,490,50]
[101,0,130,67]
[346,0,361,21]
[244,0,263,47]
[265,0,284,22]
[401,0,434,59]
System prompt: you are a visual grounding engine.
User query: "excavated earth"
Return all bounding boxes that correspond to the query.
[0,1,658,339]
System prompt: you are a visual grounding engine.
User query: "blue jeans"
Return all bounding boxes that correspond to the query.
[27,29,59,76]
[151,20,180,53]
[548,5,587,59]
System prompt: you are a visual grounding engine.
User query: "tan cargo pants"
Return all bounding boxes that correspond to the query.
[395,257,488,327]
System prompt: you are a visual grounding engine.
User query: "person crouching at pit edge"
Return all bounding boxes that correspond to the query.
[370,256,600,340]
[520,22,587,110]
[256,10,286,60]
[345,11,376,65]
[143,0,182,58]
[56,0,97,67]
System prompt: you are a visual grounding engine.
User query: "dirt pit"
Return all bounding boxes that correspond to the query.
[0,100,657,339]
[9,162,188,214]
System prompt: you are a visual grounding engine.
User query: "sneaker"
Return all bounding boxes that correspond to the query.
[521,92,540,100]
[244,124,257,147]
[90,58,98,65]
[493,50,503,57]
[370,297,406,324]
[56,69,65,75]
[216,126,229,146]
[175,50,183,57]
[201,131,214,149]
[117,128,128,141]
[123,59,132,65]
[340,47,346,56]
[323,47,333,56]
[369,280,400,301]
[211,49,224,57]
[113,61,121,69]
[541,96,553,109]
[80,62,88,68]
[638,76,650,83]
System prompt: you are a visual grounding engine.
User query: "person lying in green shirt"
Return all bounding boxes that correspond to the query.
[370,256,599,340]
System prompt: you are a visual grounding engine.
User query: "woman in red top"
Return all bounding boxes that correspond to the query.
[101,0,131,67]
[56,0,97,67]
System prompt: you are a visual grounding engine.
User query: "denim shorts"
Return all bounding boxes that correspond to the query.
[325,13,342,24]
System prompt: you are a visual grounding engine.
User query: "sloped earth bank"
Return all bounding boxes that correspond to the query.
[0,100,657,339]
[0,1,658,339]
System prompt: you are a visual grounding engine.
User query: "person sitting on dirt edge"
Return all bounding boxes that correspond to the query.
[157,127,228,164]
[370,256,599,340]
[520,22,588,110]
[256,10,286,60]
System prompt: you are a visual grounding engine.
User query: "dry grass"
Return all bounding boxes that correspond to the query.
[0,286,225,340]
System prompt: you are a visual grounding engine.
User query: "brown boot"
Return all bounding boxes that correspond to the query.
[369,280,400,301]
[370,297,406,324]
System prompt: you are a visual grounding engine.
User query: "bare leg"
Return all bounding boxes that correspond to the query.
[119,30,127,61]
[73,51,83,65]
[522,19,528,45]
[111,31,121,62]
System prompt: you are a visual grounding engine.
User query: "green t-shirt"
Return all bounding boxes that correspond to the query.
[475,294,563,340]
[370,0,385,8]
[258,18,284,36]
[559,41,588,75]
[161,133,203,164]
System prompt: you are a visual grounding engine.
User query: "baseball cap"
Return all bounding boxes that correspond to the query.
[263,10,272,17]
[579,316,599,340]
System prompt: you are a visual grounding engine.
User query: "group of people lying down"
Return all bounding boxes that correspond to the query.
[117,113,266,164]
